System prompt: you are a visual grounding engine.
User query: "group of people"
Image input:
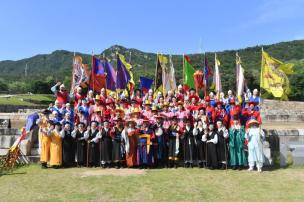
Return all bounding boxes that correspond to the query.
[37,82,265,172]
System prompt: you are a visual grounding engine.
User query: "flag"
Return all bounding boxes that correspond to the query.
[117,53,135,92]
[260,50,294,99]
[154,55,163,94]
[90,56,106,92]
[213,53,222,93]
[70,55,89,94]
[236,53,245,102]
[104,58,117,92]
[25,112,39,132]
[203,55,213,89]
[116,53,131,91]
[140,76,154,94]
[161,55,177,95]
[183,55,196,90]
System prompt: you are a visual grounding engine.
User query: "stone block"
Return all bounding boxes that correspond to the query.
[0,135,17,148]
[263,147,273,166]
[280,143,288,167]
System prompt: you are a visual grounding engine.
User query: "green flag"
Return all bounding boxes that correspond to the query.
[183,55,196,89]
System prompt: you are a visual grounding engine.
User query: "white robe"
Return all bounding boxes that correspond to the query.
[246,127,265,168]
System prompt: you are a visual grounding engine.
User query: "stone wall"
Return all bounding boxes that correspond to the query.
[261,99,304,122]
[0,105,45,113]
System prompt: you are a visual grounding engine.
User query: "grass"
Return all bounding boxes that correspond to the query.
[0,164,304,201]
[0,94,54,106]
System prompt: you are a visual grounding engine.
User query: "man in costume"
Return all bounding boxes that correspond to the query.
[216,120,229,169]
[229,115,247,169]
[167,116,181,168]
[98,120,112,168]
[122,119,139,168]
[61,122,75,167]
[85,121,100,167]
[111,118,125,169]
[205,123,218,169]
[37,109,52,169]
[182,118,195,168]
[48,121,63,168]
[138,118,154,168]
[246,119,265,172]
[152,115,167,168]
[51,82,69,105]
[193,120,206,168]
[71,122,87,166]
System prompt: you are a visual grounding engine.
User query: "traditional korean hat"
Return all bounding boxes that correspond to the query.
[151,106,158,112]
[127,119,136,124]
[163,102,169,107]
[90,120,99,125]
[177,101,184,106]
[204,96,211,102]
[247,119,259,126]
[114,107,125,114]
[144,100,152,106]
[154,115,164,119]
[42,109,52,115]
[189,95,199,103]
[77,122,85,127]
[95,95,101,100]
[94,106,102,112]
[247,100,257,106]
[216,119,223,123]
[132,107,141,114]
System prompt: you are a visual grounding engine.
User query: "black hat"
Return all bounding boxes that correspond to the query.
[42,109,52,115]
[77,122,85,127]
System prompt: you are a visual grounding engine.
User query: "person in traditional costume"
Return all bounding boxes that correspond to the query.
[50,100,63,121]
[61,122,75,167]
[99,88,107,104]
[249,89,261,111]
[226,98,242,127]
[60,112,74,130]
[138,118,154,168]
[78,99,90,120]
[175,85,185,102]
[242,101,262,129]
[216,120,229,169]
[131,108,143,129]
[122,119,139,168]
[142,100,153,118]
[111,118,125,169]
[62,103,74,123]
[175,101,189,130]
[74,86,85,109]
[86,90,95,106]
[85,121,100,167]
[160,102,173,130]
[97,120,112,168]
[152,115,167,168]
[48,121,63,168]
[229,115,247,169]
[204,123,218,169]
[71,122,87,166]
[246,119,265,172]
[204,96,216,124]
[37,109,52,169]
[182,118,195,168]
[51,82,69,105]
[167,116,181,168]
[214,100,229,127]
[193,120,206,168]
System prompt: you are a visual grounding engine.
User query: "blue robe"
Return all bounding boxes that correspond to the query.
[246,127,264,168]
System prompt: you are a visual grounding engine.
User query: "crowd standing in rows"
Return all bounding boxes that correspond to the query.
[37,82,264,172]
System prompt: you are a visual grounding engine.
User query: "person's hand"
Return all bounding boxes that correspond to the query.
[194,122,197,128]
[56,81,61,86]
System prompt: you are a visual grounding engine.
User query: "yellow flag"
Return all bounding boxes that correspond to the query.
[260,51,294,98]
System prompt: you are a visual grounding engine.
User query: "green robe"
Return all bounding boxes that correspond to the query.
[229,126,247,166]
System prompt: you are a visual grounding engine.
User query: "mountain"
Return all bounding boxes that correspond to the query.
[0,40,304,100]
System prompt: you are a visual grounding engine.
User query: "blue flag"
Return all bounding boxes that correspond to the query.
[103,59,117,91]
[140,76,153,94]
[116,54,131,90]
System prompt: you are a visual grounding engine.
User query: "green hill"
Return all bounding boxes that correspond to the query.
[0,40,304,100]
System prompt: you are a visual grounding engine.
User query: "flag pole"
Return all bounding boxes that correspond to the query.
[204,52,207,97]
[91,51,94,93]
[182,54,185,85]
[154,53,158,92]
[260,47,264,106]
[70,52,76,95]
[103,53,107,98]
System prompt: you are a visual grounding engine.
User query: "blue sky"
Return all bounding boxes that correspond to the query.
[0,0,304,61]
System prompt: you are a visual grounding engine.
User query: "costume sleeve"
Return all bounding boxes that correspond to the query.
[202,134,207,142]
[223,128,229,138]
[51,84,57,94]
[83,131,89,140]
[155,128,163,136]
[193,128,198,136]
[211,134,218,144]
[59,130,65,138]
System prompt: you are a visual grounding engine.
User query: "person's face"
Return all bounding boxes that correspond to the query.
[233,120,238,125]
[55,125,61,131]
[216,122,222,128]
[78,125,84,130]
[145,105,150,110]
[65,124,71,131]
[104,122,109,128]
[60,86,65,91]
[249,104,255,110]
[209,125,214,130]
[66,114,71,119]
[55,102,60,108]
[91,122,97,129]
[172,98,177,103]
[172,119,177,124]
[191,98,196,104]
[159,97,164,103]
[178,105,183,110]
[148,95,153,101]
[198,121,203,127]
[66,104,71,109]
[77,88,82,94]
[186,121,191,127]
[101,89,105,95]
[253,90,258,96]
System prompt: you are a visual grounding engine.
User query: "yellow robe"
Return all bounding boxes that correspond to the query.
[39,117,51,162]
[50,130,63,166]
